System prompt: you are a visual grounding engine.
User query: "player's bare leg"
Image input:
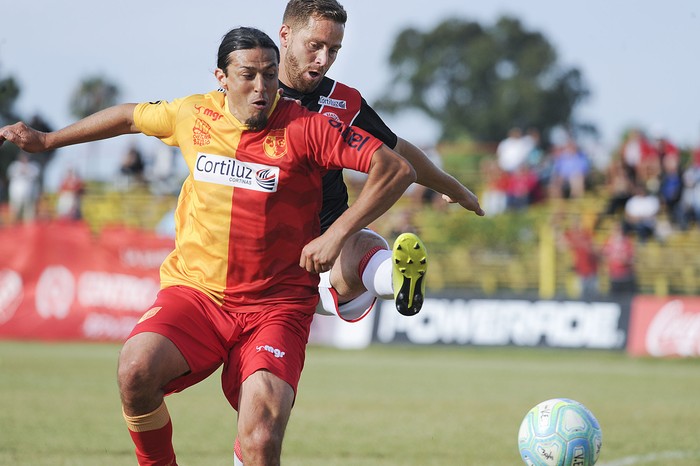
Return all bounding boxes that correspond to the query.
[118,332,189,414]
[236,370,294,466]
[330,230,389,302]
[118,332,190,465]
[330,229,428,315]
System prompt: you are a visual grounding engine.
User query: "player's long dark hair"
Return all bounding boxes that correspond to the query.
[217,27,280,71]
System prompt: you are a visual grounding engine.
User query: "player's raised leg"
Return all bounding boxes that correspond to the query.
[319,229,428,319]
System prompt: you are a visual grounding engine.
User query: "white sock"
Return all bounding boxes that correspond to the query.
[361,249,394,300]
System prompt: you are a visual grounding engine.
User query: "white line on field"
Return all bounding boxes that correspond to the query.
[598,450,700,465]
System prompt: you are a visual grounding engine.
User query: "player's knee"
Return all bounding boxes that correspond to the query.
[238,426,283,463]
[117,341,173,410]
[343,230,388,255]
[118,333,189,409]
[117,351,156,403]
[332,230,388,297]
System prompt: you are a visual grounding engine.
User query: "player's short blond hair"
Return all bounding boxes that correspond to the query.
[283,0,347,30]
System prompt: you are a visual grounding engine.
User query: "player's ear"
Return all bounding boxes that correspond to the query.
[279,24,291,47]
[214,68,227,91]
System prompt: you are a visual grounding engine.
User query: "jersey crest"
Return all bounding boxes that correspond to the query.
[263,129,288,159]
[323,111,341,121]
[193,118,212,146]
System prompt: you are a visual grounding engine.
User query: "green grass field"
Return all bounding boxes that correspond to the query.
[1,341,699,466]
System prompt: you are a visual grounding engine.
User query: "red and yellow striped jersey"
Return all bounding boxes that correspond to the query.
[133,90,381,312]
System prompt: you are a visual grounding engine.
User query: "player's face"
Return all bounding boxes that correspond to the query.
[216,48,279,131]
[280,16,344,93]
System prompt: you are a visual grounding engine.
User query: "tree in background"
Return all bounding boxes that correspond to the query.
[70,76,119,119]
[375,16,591,144]
[69,76,120,180]
[0,66,22,203]
[0,75,20,126]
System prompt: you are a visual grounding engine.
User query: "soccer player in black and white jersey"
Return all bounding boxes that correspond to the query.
[279,0,485,322]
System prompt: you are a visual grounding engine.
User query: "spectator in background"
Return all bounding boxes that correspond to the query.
[504,163,538,210]
[619,128,654,184]
[623,183,660,241]
[549,140,591,199]
[653,134,680,167]
[523,127,544,169]
[479,157,507,216]
[496,127,530,174]
[596,157,634,227]
[484,127,533,215]
[7,151,41,223]
[657,150,683,226]
[55,167,85,220]
[601,222,636,294]
[117,145,146,191]
[523,127,550,203]
[678,151,700,230]
[559,216,599,297]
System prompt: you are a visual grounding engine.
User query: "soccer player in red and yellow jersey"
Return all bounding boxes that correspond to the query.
[0,27,415,466]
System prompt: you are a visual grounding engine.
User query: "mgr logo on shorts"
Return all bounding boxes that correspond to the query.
[194,152,279,192]
[256,344,286,358]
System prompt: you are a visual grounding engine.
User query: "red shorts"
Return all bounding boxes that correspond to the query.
[128,286,315,410]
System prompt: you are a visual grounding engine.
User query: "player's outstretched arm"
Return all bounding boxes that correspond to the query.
[0,103,139,153]
[300,145,416,274]
[394,137,485,216]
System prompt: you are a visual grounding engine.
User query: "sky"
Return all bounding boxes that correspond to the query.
[2,0,700,189]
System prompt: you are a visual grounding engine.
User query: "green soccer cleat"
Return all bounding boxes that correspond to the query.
[392,232,428,316]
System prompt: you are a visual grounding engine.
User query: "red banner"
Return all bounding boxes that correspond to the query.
[628,296,700,357]
[0,221,173,342]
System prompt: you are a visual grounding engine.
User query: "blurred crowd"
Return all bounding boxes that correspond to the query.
[0,144,183,226]
[470,125,700,296]
[478,126,700,240]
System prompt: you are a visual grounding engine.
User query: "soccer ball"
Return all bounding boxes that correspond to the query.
[518,398,602,466]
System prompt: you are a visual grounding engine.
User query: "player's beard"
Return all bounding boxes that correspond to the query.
[285,52,321,94]
[246,112,269,132]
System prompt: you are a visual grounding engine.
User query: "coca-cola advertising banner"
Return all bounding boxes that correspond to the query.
[0,222,173,342]
[628,296,700,357]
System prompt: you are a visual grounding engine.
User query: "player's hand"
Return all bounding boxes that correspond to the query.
[278,88,302,107]
[299,235,342,274]
[0,122,47,152]
[442,188,485,216]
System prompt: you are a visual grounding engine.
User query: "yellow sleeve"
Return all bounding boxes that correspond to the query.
[133,98,185,147]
